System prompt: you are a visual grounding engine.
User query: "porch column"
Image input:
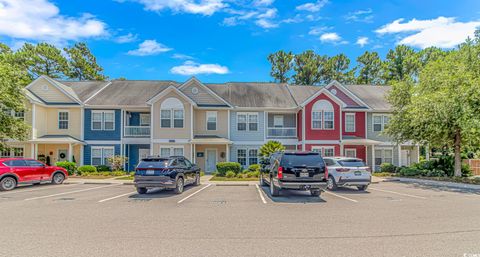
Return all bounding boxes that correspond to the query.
[371,144,376,171]
[226,144,230,162]
[68,143,73,162]
[302,107,306,151]
[192,144,196,163]
[30,143,35,159]
[398,144,402,167]
[416,145,420,163]
[80,145,84,166]
[425,144,430,161]
[190,144,193,161]
[34,144,38,160]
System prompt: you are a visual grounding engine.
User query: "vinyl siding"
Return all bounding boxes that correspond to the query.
[29,77,76,103]
[230,111,265,141]
[193,109,229,138]
[366,145,400,171]
[152,91,192,140]
[34,105,82,139]
[181,81,225,106]
[84,109,121,140]
[366,112,391,141]
[83,144,121,166]
[229,144,262,168]
[126,144,150,171]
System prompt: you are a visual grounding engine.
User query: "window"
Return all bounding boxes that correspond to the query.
[26,160,44,167]
[14,111,24,121]
[140,114,150,126]
[345,113,355,132]
[0,147,24,158]
[159,147,184,157]
[58,111,69,129]
[237,149,247,166]
[173,147,183,156]
[91,111,115,131]
[206,111,217,131]
[248,149,258,165]
[374,148,394,167]
[160,147,171,157]
[237,113,258,131]
[373,114,390,132]
[4,160,27,167]
[91,147,114,166]
[345,149,357,158]
[273,115,284,127]
[160,98,184,128]
[311,100,334,130]
[311,146,335,157]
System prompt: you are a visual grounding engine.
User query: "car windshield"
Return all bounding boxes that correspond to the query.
[338,159,366,167]
[137,158,171,169]
[281,153,324,167]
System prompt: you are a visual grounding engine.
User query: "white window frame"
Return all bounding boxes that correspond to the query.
[273,115,284,127]
[345,113,356,132]
[248,149,258,165]
[159,146,184,157]
[160,109,184,128]
[373,114,390,132]
[374,148,394,167]
[311,100,335,130]
[139,113,151,126]
[237,149,247,166]
[311,146,335,157]
[344,148,357,158]
[58,110,69,130]
[237,112,258,132]
[90,146,115,166]
[206,111,217,131]
[91,110,115,131]
[312,111,322,129]
[0,147,24,158]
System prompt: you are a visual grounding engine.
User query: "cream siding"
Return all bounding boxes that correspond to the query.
[28,77,76,103]
[34,105,82,139]
[193,109,228,138]
[152,91,192,139]
[181,81,225,106]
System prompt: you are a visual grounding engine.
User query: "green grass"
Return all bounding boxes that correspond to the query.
[114,175,134,180]
[372,172,396,177]
[209,176,259,181]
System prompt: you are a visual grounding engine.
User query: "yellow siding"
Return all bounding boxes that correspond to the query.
[28,77,76,103]
[193,144,227,172]
[152,91,192,139]
[34,105,82,139]
[193,109,228,138]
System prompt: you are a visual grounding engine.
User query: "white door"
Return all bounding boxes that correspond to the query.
[138,149,149,161]
[400,150,410,167]
[58,149,68,162]
[206,149,217,173]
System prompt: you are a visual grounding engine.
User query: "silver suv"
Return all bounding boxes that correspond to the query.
[323,157,371,191]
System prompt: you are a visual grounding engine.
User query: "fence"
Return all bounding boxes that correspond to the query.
[464,159,480,176]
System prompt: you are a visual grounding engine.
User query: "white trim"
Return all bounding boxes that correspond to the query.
[300,88,346,108]
[344,148,357,158]
[178,77,233,108]
[84,81,113,104]
[152,139,190,144]
[146,85,197,106]
[91,110,116,131]
[150,104,154,155]
[80,108,85,140]
[206,111,217,131]
[139,113,151,126]
[302,107,305,151]
[345,113,356,133]
[301,140,341,144]
[372,114,391,132]
[32,104,36,139]
[227,109,231,139]
[190,104,193,139]
[85,140,122,144]
[160,108,185,129]
[236,112,259,132]
[311,146,335,157]
[158,145,185,157]
[26,76,82,104]
[57,110,69,130]
[90,146,115,166]
[325,80,372,109]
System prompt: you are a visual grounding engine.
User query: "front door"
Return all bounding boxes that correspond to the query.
[58,149,68,162]
[138,149,149,166]
[205,149,217,173]
[400,150,411,167]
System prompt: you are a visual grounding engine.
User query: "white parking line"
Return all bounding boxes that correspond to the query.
[369,187,427,199]
[24,184,118,201]
[322,190,358,203]
[0,184,78,196]
[177,184,212,204]
[255,184,267,204]
[98,191,137,203]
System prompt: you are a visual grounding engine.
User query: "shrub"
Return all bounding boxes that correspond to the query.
[77,165,97,175]
[55,161,76,175]
[236,173,244,178]
[425,169,446,177]
[216,162,242,176]
[200,171,205,177]
[107,155,128,171]
[461,163,472,177]
[225,171,236,178]
[380,163,397,173]
[398,167,424,177]
[96,165,111,172]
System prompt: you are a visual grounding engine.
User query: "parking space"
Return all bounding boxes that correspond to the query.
[0,181,479,257]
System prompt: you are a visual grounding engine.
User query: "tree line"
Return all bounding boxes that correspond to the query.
[267,45,446,85]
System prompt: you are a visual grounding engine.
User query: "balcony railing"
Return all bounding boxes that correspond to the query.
[267,127,297,138]
[124,126,150,137]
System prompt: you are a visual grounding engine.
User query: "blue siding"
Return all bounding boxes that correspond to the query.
[83,144,121,166]
[229,111,265,141]
[126,112,150,126]
[84,109,121,140]
[126,144,150,171]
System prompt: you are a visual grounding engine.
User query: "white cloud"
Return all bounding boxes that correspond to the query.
[127,40,172,56]
[344,8,373,23]
[255,18,278,28]
[170,61,229,75]
[0,0,107,42]
[253,0,274,6]
[356,36,369,47]
[115,33,138,43]
[129,0,227,15]
[296,0,328,12]
[172,53,194,60]
[319,32,340,42]
[308,26,331,35]
[223,7,278,29]
[375,16,480,48]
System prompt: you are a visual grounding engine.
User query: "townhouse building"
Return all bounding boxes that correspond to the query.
[3,76,419,172]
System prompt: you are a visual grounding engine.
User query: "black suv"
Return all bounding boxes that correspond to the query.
[260,151,328,197]
[134,156,201,194]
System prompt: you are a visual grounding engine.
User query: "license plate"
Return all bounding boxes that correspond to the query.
[146,170,155,175]
[300,172,309,178]
[354,171,362,176]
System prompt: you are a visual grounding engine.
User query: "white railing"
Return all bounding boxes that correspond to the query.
[267,127,297,138]
[124,126,150,137]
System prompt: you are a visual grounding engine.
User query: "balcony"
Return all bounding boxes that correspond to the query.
[267,127,297,138]
[124,126,150,137]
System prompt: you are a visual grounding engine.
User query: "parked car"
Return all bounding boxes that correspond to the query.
[260,151,328,197]
[0,158,68,191]
[134,156,201,194]
[323,157,371,191]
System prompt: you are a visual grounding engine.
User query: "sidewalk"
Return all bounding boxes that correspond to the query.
[381,176,480,190]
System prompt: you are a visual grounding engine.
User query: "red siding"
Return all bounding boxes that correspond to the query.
[328,85,361,107]
[343,145,367,162]
[304,93,341,140]
[342,111,366,138]
[305,144,341,156]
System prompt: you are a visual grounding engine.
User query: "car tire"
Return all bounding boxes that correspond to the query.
[174,177,184,194]
[310,189,321,196]
[259,175,267,186]
[270,178,280,197]
[193,173,201,186]
[0,176,17,191]
[137,187,147,194]
[51,172,65,185]
[327,176,337,191]
[357,185,368,191]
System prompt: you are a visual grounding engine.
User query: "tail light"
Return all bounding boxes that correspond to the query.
[324,166,328,180]
[336,168,350,172]
[277,166,283,179]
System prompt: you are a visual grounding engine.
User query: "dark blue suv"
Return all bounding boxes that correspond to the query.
[134,156,201,194]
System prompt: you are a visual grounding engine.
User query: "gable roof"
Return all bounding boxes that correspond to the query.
[206,82,297,109]
[26,76,82,104]
[179,77,232,107]
[59,81,111,102]
[343,85,392,111]
[287,85,322,105]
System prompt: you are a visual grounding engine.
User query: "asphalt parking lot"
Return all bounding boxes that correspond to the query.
[0,180,479,257]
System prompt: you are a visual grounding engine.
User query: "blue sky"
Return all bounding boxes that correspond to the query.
[0,0,479,82]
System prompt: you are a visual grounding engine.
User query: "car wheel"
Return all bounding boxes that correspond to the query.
[137,187,147,194]
[193,173,200,186]
[357,185,368,191]
[0,177,17,191]
[310,189,321,196]
[259,175,267,186]
[270,178,280,197]
[174,177,184,194]
[327,176,337,191]
[51,172,65,185]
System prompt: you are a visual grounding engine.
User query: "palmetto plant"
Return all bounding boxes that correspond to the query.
[259,140,285,158]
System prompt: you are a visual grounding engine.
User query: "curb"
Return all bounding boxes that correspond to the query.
[386,177,480,190]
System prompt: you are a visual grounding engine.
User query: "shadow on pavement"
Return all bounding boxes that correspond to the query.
[129,185,198,199]
[260,185,326,204]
